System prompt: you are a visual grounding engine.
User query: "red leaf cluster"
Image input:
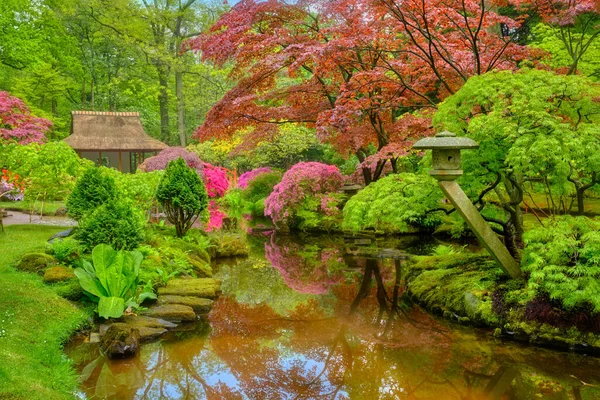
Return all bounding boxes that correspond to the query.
[0,91,51,144]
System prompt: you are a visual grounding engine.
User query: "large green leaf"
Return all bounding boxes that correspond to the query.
[98,296,125,319]
[91,244,117,293]
[74,268,107,298]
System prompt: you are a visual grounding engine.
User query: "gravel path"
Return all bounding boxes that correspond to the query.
[1,211,77,227]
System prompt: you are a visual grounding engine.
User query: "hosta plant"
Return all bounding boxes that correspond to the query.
[75,244,156,319]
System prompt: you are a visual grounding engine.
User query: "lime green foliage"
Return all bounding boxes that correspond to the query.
[253,124,322,169]
[46,237,82,265]
[15,252,57,274]
[66,167,117,221]
[0,225,90,400]
[156,158,208,237]
[241,171,283,203]
[1,142,92,202]
[76,200,145,251]
[140,226,213,284]
[75,244,155,319]
[294,192,345,232]
[103,167,164,217]
[210,232,249,258]
[523,216,600,313]
[435,69,600,216]
[343,173,444,233]
[530,23,600,80]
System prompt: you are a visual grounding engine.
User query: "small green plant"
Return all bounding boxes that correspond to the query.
[523,216,600,313]
[76,200,145,250]
[66,167,117,221]
[74,244,156,319]
[46,237,82,265]
[156,158,209,237]
[432,245,461,256]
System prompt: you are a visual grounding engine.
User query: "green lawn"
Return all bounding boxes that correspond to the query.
[0,225,89,400]
[0,201,66,216]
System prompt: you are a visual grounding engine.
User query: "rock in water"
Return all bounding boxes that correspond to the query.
[141,304,196,322]
[100,324,140,358]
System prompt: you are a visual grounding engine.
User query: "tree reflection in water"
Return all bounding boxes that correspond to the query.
[70,234,600,399]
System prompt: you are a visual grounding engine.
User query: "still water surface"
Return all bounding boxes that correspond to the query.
[67,233,600,399]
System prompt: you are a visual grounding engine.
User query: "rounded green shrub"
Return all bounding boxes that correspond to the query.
[156,158,208,237]
[15,253,58,274]
[241,171,283,203]
[342,173,444,234]
[76,200,145,250]
[66,167,117,221]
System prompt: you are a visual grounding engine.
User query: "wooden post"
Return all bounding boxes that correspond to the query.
[118,151,123,172]
[99,151,103,166]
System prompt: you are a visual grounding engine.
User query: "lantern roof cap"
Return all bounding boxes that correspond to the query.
[413,131,479,150]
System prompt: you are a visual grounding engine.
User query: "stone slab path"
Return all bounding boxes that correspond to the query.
[2,211,77,227]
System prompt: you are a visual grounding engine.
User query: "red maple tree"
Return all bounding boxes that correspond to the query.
[188,0,533,183]
[0,91,51,144]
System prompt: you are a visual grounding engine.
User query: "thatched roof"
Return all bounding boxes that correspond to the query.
[64,111,167,152]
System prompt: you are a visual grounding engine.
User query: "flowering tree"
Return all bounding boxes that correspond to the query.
[264,162,343,228]
[203,162,229,198]
[138,147,204,176]
[238,167,273,189]
[0,92,51,144]
[188,0,532,183]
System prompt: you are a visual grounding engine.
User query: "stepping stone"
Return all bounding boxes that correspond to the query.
[141,304,196,322]
[121,315,178,329]
[158,295,214,314]
[157,278,221,299]
[109,323,167,343]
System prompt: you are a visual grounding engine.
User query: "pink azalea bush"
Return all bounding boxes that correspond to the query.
[203,162,229,198]
[138,147,204,176]
[238,167,273,189]
[0,91,51,144]
[264,162,344,227]
[205,200,227,232]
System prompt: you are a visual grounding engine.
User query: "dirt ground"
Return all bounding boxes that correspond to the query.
[1,211,77,227]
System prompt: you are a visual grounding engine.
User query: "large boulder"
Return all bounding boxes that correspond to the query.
[100,324,140,358]
[43,266,76,283]
[15,253,58,274]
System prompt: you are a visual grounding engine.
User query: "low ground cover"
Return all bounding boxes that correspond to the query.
[0,225,91,400]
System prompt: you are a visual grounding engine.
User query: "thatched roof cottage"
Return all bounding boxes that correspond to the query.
[64,111,167,172]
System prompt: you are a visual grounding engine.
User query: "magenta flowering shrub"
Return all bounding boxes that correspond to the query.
[264,236,345,295]
[238,167,273,189]
[205,200,227,232]
[203,162,229,198]
[0,91,51,144]
[138,147,204,176]
[264,162,343,227]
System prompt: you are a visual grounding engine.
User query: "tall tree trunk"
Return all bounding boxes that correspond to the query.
[157,65,170,143]
[176,70,186,146]
[90,78,95,110]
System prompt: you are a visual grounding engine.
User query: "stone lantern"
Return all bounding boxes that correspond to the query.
[413,131,479,180]
[413,131,522,279]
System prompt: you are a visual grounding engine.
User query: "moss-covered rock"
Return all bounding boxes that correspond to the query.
[100,324,140,358]
[50,279,84,301]
[158,295,213,313]
[43,266,76,283]
[15,253,58,274]
[157,278,221,299]
[141,304,196,322]
[188,254,212,277]
[211,233,249,258]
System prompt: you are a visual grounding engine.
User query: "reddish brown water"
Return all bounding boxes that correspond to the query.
[67,233,600,399]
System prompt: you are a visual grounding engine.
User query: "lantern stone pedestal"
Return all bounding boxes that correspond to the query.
[414,131,522,279]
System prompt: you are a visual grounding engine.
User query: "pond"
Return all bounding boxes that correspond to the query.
[66,233,600,399]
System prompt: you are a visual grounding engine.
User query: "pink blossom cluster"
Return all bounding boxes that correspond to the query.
[264,236,345,295]
[203,162,229,198]
[138,147,204,176]
[237,167,273,189]
[205,200,226,232]
[0,91,51,144]
[264,162,344,225]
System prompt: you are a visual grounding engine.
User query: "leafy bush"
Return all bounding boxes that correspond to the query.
[46,237,82,265]
[138,147,204,176]
[75,244,156,319]
[342,173,444,233]
[76,200,145,250]
[103,168,163,217]
[238,167,273,189]
[265,162,344,228]
[203,162,229,197]
[156,158,208,237]
[522,216,600,313]
[241,171,283,203]
[66,167,117,221]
